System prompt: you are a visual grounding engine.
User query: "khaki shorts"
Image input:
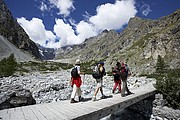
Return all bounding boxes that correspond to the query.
[96,79,103,87]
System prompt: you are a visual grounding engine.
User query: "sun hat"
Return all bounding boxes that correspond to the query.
[75,59,81,65]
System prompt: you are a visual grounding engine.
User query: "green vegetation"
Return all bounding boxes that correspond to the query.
[130,33,156,49]
[155,69,180,109]
[0,54,17,77]
[142,55,180,109]
[0,54,74,77]
[18,61,73,73]
[0,54,108,77]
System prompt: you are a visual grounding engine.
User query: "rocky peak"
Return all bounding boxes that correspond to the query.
[128,16,144,28]
[0,0,41,60]
[55,9,180,74]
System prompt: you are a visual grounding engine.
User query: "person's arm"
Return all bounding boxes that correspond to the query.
[127,68,131,76]
[69,77,73,87]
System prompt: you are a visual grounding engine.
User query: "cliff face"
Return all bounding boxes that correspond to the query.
[55,9,180,75]
[0,0,41,60]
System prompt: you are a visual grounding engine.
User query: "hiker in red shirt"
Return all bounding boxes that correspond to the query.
[70,59,84,103]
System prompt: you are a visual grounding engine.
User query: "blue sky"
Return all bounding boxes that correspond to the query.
[4,0,180,48]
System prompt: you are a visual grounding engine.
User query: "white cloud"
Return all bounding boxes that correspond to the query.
[53,19,80,46]
[140,3,152,16]
[89,0,137,30]
[17,17,58,48]
[37,0,75,17]
[49,0,75,17]
[76,21,98,41]
[18,0,137,48]
[39,1,48,12]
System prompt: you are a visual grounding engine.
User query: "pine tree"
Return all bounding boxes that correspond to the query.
[0,54,17,77]
[156,55,166,73]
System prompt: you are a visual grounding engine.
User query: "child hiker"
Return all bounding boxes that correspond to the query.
[112,62,121,94]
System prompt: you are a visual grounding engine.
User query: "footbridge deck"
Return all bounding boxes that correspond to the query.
[0,83,156,120]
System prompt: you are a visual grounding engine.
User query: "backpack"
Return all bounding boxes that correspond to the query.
[92,66,105,79]
[92,66,101,79]
[92,72,101,79]
[71,67,79,78]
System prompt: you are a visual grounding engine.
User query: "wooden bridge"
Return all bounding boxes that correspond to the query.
[0,83,156,120]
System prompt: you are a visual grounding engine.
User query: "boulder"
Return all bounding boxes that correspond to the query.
[0,84,36,110]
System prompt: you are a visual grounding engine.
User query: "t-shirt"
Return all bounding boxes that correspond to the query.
[73,65,80,74]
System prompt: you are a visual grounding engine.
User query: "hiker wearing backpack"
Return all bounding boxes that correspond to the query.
[92,62,106,101]
[70,59,84,103]
[112,62,121,94]
[121,62,133,97]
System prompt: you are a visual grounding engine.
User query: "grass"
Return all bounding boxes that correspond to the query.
[129,33,156,50]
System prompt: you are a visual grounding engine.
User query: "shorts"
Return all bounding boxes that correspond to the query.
[96,79,103,87]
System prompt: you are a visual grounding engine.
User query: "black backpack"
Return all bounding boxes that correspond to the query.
[71,67,79,78]
[92,66,106,79]
[112,67,120,80]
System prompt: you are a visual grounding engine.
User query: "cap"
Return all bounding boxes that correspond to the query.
[75,59,81,64]
[99,61,104,65]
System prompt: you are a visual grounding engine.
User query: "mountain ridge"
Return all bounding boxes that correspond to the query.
[55,9,180,75]
[0,0,41,61]
[0,35,36,62]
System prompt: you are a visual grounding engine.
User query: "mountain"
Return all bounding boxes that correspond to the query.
[0,35,37,62]
[37,44,55,60]
[0,0,41,61]
[55,9,180,75]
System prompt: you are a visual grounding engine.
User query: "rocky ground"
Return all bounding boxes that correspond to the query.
[0,70,179,120]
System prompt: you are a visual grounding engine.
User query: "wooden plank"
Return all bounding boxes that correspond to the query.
[0,109,10,120]
[34,103,59,120]
[28,105,48,120]
[42,103,69,120]
[44,102,86,119]
[11,107,25,120]
[7,108,15,120]
[21,106,39,120]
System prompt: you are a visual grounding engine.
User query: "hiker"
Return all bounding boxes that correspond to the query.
[70,59,84,103]
[121,62,133,97]
[112,62,121,94]
[92,62,106,101]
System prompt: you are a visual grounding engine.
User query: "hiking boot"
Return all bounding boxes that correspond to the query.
[127,92,134,95]
[100,95,106,99]
[92,96,96,101]
[121,94,126,97]
[112,90,115,94]
[79,96,84,102]
[70,98,78,103]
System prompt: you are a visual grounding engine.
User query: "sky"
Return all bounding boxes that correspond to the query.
[3,0,180,48]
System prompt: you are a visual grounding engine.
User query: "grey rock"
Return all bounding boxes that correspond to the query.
[0,84,35,110]
[0,0,41,61]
